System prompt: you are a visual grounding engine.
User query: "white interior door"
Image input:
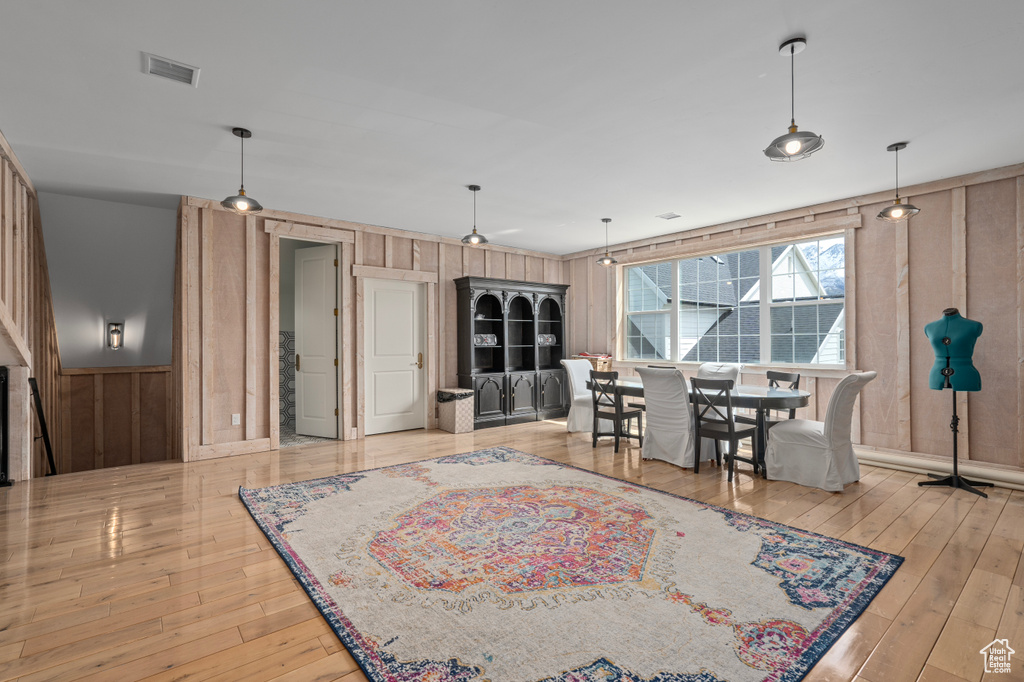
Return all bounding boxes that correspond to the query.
[364,279,426,435]
[295,244,338,438]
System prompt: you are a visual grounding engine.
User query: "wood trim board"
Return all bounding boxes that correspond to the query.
[350,264,438,283]
[1018,177,1024,467]
[245,215,257,442]
[60,365,172,375]
[200,207,213,447]
[951,187,969,459]
[268,233,280,450]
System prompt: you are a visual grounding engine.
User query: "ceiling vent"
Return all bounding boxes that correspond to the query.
[656,212,681,220]
[142,52,200,87]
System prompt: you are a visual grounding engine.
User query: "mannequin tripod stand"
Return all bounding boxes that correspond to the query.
[917,370,991,498]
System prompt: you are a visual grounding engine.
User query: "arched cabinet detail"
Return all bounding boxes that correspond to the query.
[455,277,570,428]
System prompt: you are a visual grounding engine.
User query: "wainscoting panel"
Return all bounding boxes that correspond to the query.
[60,366,173,473]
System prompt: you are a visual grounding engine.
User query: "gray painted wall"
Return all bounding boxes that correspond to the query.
[39,192,176,368]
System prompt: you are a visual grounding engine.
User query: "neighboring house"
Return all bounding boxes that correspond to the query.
[625,261,673,359]
[626,243,845,364]
[811,309,845,365]
[678,257,739,359]
[626,257,736,360]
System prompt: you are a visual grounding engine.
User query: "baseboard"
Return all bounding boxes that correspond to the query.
[855,447,1024,491]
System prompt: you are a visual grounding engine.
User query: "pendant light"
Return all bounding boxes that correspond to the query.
[764,38,824,161]
[596,218,617,266]
[221,127,263,215]
[877,142,921,222]
[461,184,488,245]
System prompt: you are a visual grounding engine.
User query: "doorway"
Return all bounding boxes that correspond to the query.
[279,238,340,445]
[363,278,427,435]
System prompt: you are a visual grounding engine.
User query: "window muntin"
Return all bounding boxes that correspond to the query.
[768,236,845,364]
[626,313,670,360]
[678,249,759,364]
[624,236,845,366]
[625,263,673,360]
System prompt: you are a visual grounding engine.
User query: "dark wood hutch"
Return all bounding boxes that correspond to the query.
[454,277,569,429]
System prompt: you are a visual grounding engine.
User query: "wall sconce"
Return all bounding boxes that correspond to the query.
[108,322,124,350]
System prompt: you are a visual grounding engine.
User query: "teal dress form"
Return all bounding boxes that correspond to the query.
[924,308,982,391]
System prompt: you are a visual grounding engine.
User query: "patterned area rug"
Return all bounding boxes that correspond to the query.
[239,447,902,682]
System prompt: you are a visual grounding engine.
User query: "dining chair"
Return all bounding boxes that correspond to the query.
[696,363,743,381]
[696,363,742,462]
[628,365,675,412]
[591,370,643,453]
[691,377,758,481]
[636,367,694,468]
[736,370,801,430]
[764,371,876,492]
[561,358,597,433]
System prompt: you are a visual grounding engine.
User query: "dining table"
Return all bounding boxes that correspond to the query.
[588,376,811,476]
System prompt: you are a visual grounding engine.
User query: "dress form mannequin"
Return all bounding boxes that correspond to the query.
[919,308,990,497]
[924,308,982,391]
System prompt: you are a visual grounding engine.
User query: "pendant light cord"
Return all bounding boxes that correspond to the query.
[239,135,245,190]
[473,188,477,232]
[790,44,796,127]
[894,147,900,201]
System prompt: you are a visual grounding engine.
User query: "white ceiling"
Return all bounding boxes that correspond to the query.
[2,1,1023,255]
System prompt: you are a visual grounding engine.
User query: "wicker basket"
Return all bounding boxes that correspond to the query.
[573,354,612,372]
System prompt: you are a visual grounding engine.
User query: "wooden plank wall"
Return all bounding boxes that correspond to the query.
[173,198,565,461]
[31,225,61,477]
[58,367,173,472]
[560,163,1024,471]
[0,129,61,478]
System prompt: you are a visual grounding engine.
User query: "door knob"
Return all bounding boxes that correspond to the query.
[417,352,423,369]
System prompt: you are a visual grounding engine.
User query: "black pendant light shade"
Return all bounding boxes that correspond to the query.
[221,127,263,215]
[877,142,921,222]
[461,185,488,245]
[596,218,617,266]
[764,38,824,161]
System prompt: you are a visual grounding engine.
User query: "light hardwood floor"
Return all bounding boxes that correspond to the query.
[1,420,1022,682]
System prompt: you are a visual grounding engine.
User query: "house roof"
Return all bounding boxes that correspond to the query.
[1,2,1024,254]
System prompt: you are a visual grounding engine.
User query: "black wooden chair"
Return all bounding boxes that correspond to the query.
[591,370,643,453]
[736,370,801,431]
[691,377,758,481]
[628,365,675,412]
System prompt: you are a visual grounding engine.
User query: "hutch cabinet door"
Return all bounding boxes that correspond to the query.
[472,375,505,423]
[538,370,566,413]
[507,372,537,416]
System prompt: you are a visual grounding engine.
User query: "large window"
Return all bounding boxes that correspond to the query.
[624,236,846,366]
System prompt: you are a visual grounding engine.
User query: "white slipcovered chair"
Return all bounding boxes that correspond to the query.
[696,363,743,382]
[561,359,597,433]
[696,363,742,462]
[765,371,877,492]
[637,367,695,468]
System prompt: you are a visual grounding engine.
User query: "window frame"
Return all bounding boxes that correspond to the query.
[621,232,848,369]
